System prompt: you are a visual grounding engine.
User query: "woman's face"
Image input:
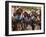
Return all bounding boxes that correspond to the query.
[18,10,22,13]
[18,8,23,13]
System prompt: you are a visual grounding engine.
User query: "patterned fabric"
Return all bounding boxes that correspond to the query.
[15,15,23,20]
[31,16,36,21]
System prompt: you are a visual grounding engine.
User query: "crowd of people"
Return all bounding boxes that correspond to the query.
[12,8,41,31]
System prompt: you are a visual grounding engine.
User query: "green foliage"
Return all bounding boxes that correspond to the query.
[23,6,37,11]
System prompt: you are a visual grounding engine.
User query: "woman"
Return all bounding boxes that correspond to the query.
[12,8,23,31]
[15,8,23,22]
[30,10,37,30]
